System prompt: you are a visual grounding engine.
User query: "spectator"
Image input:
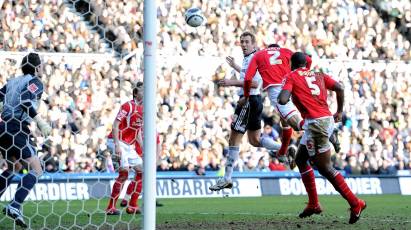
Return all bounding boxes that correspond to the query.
[256,157,270,172]
[157,160,170,172]
[360,160,373,175]
[0,0,410,175]
[206,157,220,171]
[378,159,397,174]
[344,156,362,175]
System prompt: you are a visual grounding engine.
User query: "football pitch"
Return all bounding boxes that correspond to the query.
[1,195,410,229]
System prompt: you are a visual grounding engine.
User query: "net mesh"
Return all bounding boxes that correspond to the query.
[0,0,145,229]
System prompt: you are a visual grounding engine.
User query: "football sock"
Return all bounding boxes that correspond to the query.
[10,171,37,210]
[278,127,293,156]
[107,170,128,209]
[260,136,281,151]
[224,146,239,181]
[129,171,143,208]
[0,170,14,198]
[124,180,136,201]
[299,165,318,206]
[329,172,359,208]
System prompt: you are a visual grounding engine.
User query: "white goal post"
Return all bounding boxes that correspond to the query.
[142,0,157,230]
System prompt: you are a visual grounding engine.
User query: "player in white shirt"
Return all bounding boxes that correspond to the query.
[209,32,281,191]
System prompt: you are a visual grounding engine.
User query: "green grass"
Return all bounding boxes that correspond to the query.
[1,195,411,229]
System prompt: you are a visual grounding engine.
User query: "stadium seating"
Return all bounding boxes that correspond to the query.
[0,0,410,175]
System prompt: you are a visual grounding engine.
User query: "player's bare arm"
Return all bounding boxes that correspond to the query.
[112,119,122,157]
[226,56,241,73]
[217,79,258,88]
[331,82,344,122]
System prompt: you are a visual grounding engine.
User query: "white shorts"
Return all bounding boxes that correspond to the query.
[267,85,299,121]
[107,138,142,168]
[300,116,335,157]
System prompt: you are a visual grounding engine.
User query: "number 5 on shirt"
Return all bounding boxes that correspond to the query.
[305,77,320,95]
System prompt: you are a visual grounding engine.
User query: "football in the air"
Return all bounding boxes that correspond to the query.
[185,7,204,27]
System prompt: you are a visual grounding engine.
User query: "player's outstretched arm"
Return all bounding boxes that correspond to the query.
[217,79,258,88]
[226,56,241,73]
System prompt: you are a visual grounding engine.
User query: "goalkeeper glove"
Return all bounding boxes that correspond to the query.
[33,114,51,136]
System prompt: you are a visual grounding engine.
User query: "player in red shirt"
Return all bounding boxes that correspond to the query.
[243,44,312,164]
[106,81,145,215]
[119,130,162,208]
[278,52,366,224]
[209,32,282,191]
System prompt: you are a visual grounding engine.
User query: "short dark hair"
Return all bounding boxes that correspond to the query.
[21,53,41,75]
[133,81,143,95]
[240,31,256,43]
[290,52,307,70]
[268,44,280,48]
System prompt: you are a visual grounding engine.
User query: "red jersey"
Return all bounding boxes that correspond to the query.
[281,68,337,119]
[244,47,312,97]
[108,100,143,145]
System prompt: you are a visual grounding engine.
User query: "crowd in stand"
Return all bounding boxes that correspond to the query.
[0,0,105,52]
[0,0,410,175]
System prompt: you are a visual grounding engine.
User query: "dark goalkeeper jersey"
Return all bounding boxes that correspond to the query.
[0,74,44,127]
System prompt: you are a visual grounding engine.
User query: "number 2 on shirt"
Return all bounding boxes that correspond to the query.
[269,51,282,65]
[305,77,320,95]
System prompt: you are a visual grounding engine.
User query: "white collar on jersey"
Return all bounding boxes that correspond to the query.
[244,49,257,58]
[134,98,143,105]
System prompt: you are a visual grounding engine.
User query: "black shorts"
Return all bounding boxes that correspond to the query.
[231,95,263,134]
[0,121,36,160]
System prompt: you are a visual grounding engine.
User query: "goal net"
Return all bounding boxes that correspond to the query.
[0,0,154,229]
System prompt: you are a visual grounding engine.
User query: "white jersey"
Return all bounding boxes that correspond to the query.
[238,51,262,96]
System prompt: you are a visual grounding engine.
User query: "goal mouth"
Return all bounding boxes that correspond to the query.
[0,0,149,228]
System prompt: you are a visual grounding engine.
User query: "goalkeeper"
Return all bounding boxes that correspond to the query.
[0,53,51,228]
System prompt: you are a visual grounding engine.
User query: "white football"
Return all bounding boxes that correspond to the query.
[185,7,204,27]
